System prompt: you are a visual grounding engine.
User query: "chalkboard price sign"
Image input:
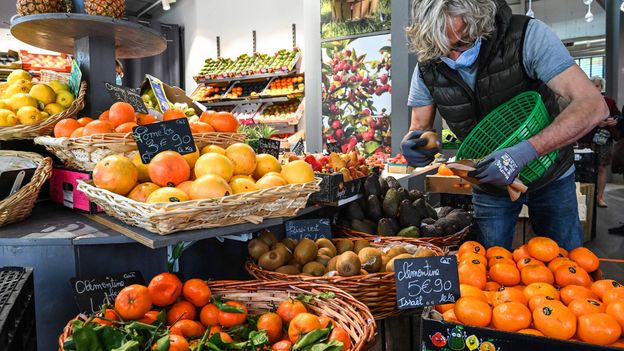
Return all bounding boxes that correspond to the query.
[70,271,145,314]
[291,138,305,155]
[133,118,197,164]
[104,82,148,113]
[327,142,341,154]
[258,138,280,159]
[394,255,460,310]
[285,218,332,240]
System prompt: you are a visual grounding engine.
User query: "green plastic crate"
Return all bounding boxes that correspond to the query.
[456,91,558,184]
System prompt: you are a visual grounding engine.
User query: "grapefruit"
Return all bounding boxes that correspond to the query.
[188,175,233,199]
[194,153,234,181]
[93,155,138,195]
[225,143,256,176]
[252,154,281,179]
[281,160,314,184]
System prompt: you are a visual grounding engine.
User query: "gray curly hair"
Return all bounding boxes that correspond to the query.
[406,0,497,62]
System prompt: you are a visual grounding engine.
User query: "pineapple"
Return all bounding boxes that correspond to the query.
[16,0,63,15]
[84,0,126,18]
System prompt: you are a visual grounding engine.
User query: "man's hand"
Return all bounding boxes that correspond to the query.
[401,130,439,167]
[468,141,538,186]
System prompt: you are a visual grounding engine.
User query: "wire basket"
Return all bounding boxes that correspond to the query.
[456,91,559,184]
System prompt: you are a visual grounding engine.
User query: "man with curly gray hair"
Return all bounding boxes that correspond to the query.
[401,0,608,250]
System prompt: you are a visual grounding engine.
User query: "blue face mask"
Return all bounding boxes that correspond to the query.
[116,75,122,86]
[441,37,482,70]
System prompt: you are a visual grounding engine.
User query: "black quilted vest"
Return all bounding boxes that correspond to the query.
[419,1,573,195]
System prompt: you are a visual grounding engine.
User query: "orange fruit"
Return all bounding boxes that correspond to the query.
[205,111,239,132]
[194,153,234,181]
[199,304,219,327]
[70,127,84,138]
[217,301,248,328]
[489,263,521,287]
[603,287,624,305]
[558,247,569,258]
[606,301,624,331]
[527,237,560,262]
[147,272,183,307]
[435,303,454,313]
[459,252,486,265]
[127,182,160,202]
[458,241,486,258]
[492,302,532,332]
[148,151,190,187]
[487,256,515,269]
[518,328,544,336]
[569,247,599,273]
[272,340,292,351]
[115,121,138,133]
[460,256,487,273]
[76,117,93,126]
[215,332,233,343]
[485,281,502,292]
[486,246,513,260]
[533,301,577,340]
[164,334,189,351]
[137,310,159,325]
[167,300,197,325]
[318,316,336,328]
[99,110,109,121]
[93,155,138,195]
[253,154,282,179]
[277,299,307,323]
[199,110,217,124]
[524,282,560,301]
[162,108,186,121]
[190,121,215,133]
[548,257,576,273]
[189,174,233,199]
[443,308,459,323]
[458,263,487,289]
[83,120,115,136]
[437,164,454,176]
[528,295,561,312]
[513,245,530,263]
[555,265,592,287]
[146,187,189,203]
[225,143,257,176]
[329,327,351,351]
[108,102,136,127]
[560,285,599,305]
[592,280,623,300]
[492,287,528,306]
[568,298,605,316]
[521,264,554,285]
[114,284,152,320]
[516,257,544,270]
[136,113,157,125]
[170,319,206,338]
[460,284,488,302]
[176,180,194,196]
[93,308,118,326]
[258,312,284,343]
[54,118,81,137]
[577,313,622,345]
[288,313,321,343]
[454,296,492,327]
[182,279,212,307]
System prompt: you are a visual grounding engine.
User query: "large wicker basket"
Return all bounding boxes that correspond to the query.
[59,280,376,351]
[0,81,87,141]
[0,151,52,227]
[76,178,322,235]
[34,132,246,171]
[246,238,445,319]
[334,225,471,248]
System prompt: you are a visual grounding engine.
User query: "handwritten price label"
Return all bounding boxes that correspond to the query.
[104,82,148,114]
[70,271,144,314]
[394,255,460,309]
[133,118,196,164]
[285,218,332,240]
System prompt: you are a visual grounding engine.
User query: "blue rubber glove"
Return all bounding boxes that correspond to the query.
[401,130,439,167]
[468,140,538,186]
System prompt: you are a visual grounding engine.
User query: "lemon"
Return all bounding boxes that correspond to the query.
[2,81,31,99]
[0,100,9,110]
[0,109,18,126]
[46,80,70,94]
[30,84,56,105]
[55,90,75,108]
[7,70,31,85]
[9,93,38,111]
[16,106,43,125]
[44,103,64,116]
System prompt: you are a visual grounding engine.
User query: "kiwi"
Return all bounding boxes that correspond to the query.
[358,247,383,273]
[386,246,408,259]
[380,255,390,272]
[258,230,278,247]
[353,239,370,254]
[258,250,286,271]
[326,256,338,272]
[413,248,437,258]
[386,253,413,272]
[317,247,335,258]
[272,242,293,262]
[287,258,302,269]
[316,254,332,266]
[303,261,326,277]
[276,265,301,275]
[281,238,297,252]
[316,238,337,256]
[336,251,361,277]
[294,238,318,265]
[248,238,270,260]
[335,239,354,254]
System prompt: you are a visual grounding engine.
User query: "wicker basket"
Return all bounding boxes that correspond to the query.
[76,178,322,235]
[59,280,376,351]
[334,225,470,248]
[246,238,445,319]
[0,81,86,141]
[34,132,246,171]
[0,151,52,227]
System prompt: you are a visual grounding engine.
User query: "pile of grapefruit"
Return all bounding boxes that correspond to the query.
[88,273,351,351]
[437,237,624,347]
[92,142,315,202]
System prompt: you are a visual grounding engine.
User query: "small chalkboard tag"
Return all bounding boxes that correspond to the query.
[285,218,332,240]
[327,142,341,154]
[258,138,280,159]
[70,271,145,314]
[394,255,460,310]
[133,118,197,164]
[291,138,305,155]
[104,82,149,114]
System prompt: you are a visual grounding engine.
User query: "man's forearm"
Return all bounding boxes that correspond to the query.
[409,105,436,131]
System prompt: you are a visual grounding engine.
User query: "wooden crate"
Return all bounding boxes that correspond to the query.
[367,312,424,351]
[425,175,472,195]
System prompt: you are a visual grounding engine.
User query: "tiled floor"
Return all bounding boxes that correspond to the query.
[586,183,624,282]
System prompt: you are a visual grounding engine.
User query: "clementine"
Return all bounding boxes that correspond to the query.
[147,272,182,307]
[114,284,152,320]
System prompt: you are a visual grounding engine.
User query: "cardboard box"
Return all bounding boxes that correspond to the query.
[421,308,617,351]
[386,164,415,174]
[309,172,363,203]
[49,167,102,214]
[141,75,204,116]
[425,175,472,195]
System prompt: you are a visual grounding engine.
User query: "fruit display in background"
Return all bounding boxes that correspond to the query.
[190,84,227,102]
[300,151,369,181]
[196,48,300,80]
[248,230,438,276]
[19,50,71,72]
[434,239,624,348]
[226,80,268,99]
[84,0,125,18]
[16,0,62,15]
[337,173,472,238]
[387,154,407,165]
[256,100,302,124]
[263,75,305,96]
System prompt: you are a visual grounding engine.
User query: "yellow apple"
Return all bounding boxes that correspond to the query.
[16,106,43,125]
[0,109,18,126]
[55,90,75,108]
[29,84,56,105]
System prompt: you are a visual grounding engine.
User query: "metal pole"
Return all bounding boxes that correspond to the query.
[605,0,624,105]
[303,0,322,153]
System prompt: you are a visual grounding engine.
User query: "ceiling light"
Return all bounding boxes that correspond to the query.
[526,0,535,18]
[162,0,170,11]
